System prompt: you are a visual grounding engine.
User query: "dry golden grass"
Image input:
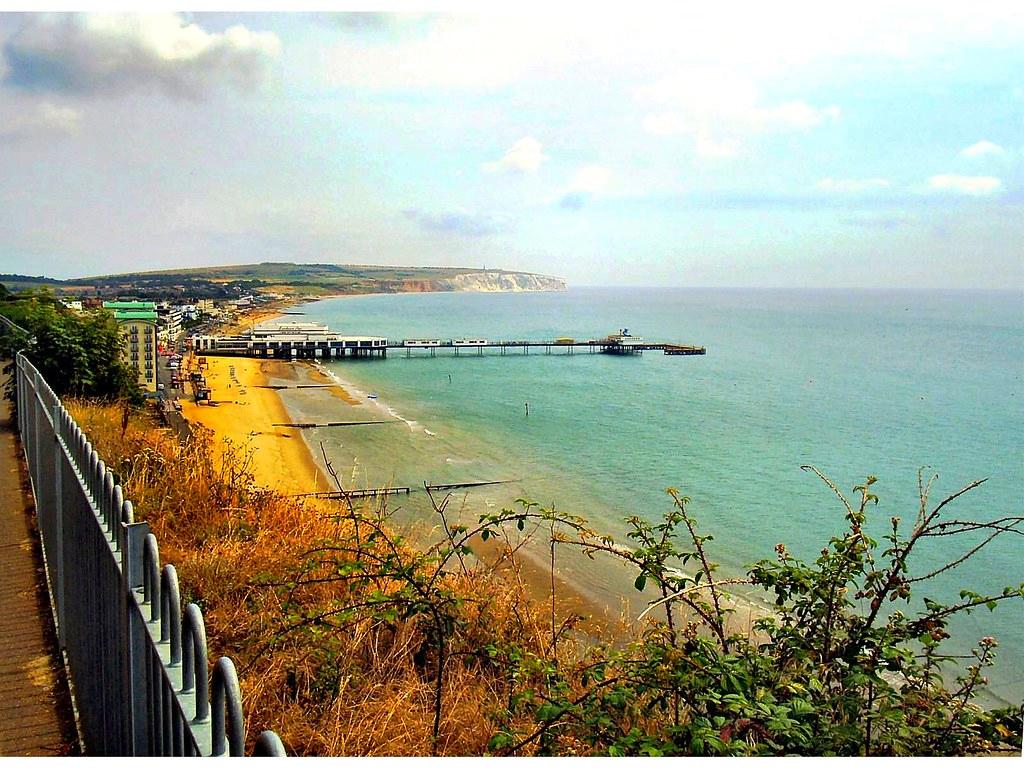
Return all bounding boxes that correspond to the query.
[68,399,573,756]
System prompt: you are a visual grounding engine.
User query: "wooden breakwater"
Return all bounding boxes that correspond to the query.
[272,420,396,428]
[289,478,517,499]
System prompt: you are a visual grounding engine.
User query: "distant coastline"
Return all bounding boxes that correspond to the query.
[0,263,566,299]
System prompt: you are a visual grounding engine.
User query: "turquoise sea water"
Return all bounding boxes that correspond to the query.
[280,287,1023,703]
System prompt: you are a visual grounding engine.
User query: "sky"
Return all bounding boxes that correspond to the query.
[0,5,1022,288]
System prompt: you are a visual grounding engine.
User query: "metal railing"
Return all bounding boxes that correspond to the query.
[11,346,286,756]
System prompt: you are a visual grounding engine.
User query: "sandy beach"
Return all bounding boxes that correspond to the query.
[178,355,351,496]
[176,297,360,496]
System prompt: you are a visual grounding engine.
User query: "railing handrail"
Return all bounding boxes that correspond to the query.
[0,311,33,339]
[12,350,285,756]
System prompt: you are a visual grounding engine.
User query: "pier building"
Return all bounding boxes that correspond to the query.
[192,321,388,359]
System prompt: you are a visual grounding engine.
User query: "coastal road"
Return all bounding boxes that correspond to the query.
[154,340,192,443]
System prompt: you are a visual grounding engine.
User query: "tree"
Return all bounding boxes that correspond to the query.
[0,291,143,406]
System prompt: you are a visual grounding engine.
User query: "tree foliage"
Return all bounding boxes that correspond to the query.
[0,288,143,406]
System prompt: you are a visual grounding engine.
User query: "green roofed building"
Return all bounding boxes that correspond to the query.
[103,301,158,392]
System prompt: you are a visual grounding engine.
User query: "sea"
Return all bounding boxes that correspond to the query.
[275,287,1023,705]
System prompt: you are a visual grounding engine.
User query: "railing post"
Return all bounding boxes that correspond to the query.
[102,470,115,532]
[15,355,23,437]
[182,604,210,723]
[17,356,25,437]
[51,402,66,646]
[142,532,162,753]
[143,534,160,624]
[254,731,286,757]
[32,369,43,491]
[182,603,211,757]
[211,658,245,756]
[123,513,151,756]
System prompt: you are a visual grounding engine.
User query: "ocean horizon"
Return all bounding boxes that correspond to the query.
[275,286,1023,704]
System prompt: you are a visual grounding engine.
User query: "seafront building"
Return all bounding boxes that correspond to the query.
[103,300,159,392]
[193,321,388,359]
[155,302,184,344]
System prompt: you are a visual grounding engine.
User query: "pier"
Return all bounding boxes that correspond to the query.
[319,486,411,500]
[389,339,706,357]
[191,324,705,359]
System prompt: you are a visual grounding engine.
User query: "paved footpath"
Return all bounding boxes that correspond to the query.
[0,396,77,756]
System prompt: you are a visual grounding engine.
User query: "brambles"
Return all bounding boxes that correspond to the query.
[489,469,1023,756]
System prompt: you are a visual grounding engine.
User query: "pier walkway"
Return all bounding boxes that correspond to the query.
[387,339,706,356]
[193,332,706,360]
[0,396,77,756]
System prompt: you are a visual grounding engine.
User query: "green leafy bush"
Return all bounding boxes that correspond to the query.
[487,470,1023,756]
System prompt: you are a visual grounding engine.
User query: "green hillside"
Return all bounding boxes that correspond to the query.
[1,263,560,299]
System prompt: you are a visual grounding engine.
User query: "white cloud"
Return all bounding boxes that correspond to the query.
[636,71,839,156]
[558,164,611,209]
[568,165,611,194]
[762,102,841,130]
[641,113,683,137]
[0,100,82,142]
[327,15,562,90]
[483,137,548,174]
[927,174,1002,196]
[959,140,1006,158]
[3,13,281,98]
[694,134,741,159]
[325,8,1024,93]
[817,177,892,193]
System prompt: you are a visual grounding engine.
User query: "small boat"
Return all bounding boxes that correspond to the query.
[367,393,378,400]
